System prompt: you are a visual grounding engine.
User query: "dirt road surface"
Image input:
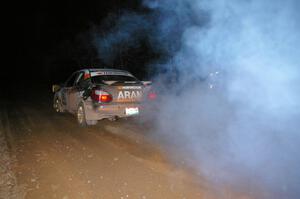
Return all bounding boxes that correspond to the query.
[0,87,253,199]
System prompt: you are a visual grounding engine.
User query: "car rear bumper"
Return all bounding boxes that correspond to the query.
[84,101,143,120]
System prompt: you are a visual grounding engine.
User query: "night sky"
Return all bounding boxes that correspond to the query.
[5,0,149,88]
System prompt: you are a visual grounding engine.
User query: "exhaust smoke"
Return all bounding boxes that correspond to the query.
[94,0,300,198]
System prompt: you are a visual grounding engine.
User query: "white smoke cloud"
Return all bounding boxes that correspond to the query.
[95,0,300,198]
[143,0,300,198]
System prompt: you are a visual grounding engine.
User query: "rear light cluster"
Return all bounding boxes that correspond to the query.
[91,89,112,103]
[147,91,157,100]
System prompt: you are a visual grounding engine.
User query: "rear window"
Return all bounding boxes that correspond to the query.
[91,75,139,84]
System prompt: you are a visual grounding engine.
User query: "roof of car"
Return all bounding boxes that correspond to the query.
[79,68,128,73]
[78,68,133,75]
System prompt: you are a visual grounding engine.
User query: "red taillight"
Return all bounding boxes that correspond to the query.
[100,94,111,102]
[148,92,157,100]
[91,89,112,103]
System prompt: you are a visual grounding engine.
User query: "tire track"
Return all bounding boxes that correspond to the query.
[0,102,25,199]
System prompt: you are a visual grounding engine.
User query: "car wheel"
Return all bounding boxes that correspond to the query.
[77,103,97,127]
[54,98,64,113]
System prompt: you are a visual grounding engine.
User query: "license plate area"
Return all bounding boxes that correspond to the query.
[125,107,139,115]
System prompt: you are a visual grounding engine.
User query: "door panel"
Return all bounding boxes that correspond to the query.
[63,72,79,112]
[61,88,67,106]
[68,87,80,112]
[67,72,85,112]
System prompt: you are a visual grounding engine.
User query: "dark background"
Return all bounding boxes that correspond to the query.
[4,0,155,90]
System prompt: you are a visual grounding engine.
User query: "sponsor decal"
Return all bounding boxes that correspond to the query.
[118,91,142,100]
[91,71,132,77]
[121,86,142,89]
[84,73,91,79]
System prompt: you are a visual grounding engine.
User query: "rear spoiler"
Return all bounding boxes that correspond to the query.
[141,81,152,86]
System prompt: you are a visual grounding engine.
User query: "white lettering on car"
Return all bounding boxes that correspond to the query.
[136,91,142,98]
[122,86,142,89]
[118,91,143,100]
[124,91,131,99]
[131,92,137,98]
[118,92,125,99]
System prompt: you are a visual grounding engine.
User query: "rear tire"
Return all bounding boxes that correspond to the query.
[77,103,97,127]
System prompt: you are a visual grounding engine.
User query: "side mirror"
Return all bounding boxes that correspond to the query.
[52,84,61,93]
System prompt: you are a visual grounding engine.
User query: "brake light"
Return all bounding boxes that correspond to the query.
[148,92,157,100]
[91,89,112,103]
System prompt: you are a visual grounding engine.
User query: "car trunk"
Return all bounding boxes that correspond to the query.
[98,82,145,104]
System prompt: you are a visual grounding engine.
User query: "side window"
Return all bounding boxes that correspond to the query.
[75,72,84,86]
[65,72,78,87]
[76,72,91,89]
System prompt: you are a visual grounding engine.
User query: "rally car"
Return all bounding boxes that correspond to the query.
[52,68,155,126]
